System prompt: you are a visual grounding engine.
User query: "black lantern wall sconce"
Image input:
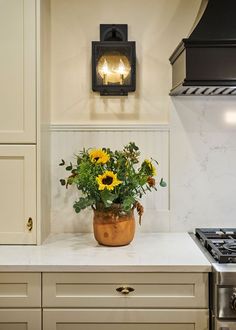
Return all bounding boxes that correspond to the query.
[92,24,136,96]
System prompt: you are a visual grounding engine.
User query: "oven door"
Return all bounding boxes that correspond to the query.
[218,287,236,319]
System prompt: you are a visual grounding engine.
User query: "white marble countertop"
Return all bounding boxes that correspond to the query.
[0,233,211,272]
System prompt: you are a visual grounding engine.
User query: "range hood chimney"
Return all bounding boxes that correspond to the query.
[169,0,236,96]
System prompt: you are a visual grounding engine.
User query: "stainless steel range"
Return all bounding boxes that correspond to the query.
[195,228,236,330]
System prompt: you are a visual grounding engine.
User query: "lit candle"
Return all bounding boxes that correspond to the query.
[101,59,109,85]
[117,59,126,85]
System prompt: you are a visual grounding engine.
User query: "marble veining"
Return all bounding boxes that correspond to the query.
[170,97,236,232]
[0,233,211,272]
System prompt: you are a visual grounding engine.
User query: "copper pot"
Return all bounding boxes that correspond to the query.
[93,204,135,247]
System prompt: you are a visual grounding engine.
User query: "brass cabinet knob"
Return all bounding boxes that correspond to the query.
[116,286,135,295]
[27,217,33,231]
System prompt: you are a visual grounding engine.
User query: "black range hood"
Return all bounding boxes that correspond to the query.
[169,0,236,96]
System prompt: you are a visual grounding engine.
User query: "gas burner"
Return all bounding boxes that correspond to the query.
[195,228,236,263]
[223,242,236,253]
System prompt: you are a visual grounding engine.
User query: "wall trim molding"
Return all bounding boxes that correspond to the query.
[50,124,170,132]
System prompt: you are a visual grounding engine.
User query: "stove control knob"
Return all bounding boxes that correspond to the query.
[231,292,236,311]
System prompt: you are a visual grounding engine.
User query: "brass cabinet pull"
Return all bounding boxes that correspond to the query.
[116,286,135,295]
[27,217,33,231]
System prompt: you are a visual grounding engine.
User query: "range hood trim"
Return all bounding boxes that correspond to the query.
[170,85,236,96]
[170,39,236,66]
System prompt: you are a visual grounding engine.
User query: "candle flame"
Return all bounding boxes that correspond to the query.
[117,59,126,75]
[101,59,109,75]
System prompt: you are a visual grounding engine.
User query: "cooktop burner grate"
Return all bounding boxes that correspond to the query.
[195,228,236,263]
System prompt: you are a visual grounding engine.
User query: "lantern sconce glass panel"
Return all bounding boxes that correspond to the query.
[92,24,136,96]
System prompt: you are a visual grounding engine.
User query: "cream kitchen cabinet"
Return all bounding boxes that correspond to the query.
[42,272,209,330]
[0,146,36,244]
[0,0,51,244]
[0,0,36,144]
[0,234,211,329]
[0,273,41,330]
[0,270,209,330]
[0,0,37,244]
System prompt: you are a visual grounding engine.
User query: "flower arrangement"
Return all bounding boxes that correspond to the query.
[59,142,166,223]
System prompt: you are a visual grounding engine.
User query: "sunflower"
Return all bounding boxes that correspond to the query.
[89,149,110,164]
[96,170,122,191]
[143,159,156,176]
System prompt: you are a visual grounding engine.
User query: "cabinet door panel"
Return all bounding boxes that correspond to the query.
[0,145,36,244]
[43,309,209,330]
[0,0,36,143]
[0,309,41,330]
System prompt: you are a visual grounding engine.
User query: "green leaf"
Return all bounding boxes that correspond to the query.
[122,196,135,212]
[59,159,65,166]
[73,197,95,214]
[130,142,139,151]
[100,190,117,208]
[66,162,73,171]
[139,176,148,186]
[60,179,66,186]
[160,178,167,187]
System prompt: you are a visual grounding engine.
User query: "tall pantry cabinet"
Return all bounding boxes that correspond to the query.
[0,0,51,244]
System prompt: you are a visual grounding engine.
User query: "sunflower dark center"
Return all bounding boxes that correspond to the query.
[102,176,113,185]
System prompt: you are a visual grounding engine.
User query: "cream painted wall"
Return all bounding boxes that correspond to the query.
[51,0,202,124]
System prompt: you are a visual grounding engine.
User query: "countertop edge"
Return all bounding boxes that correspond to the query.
[0,265,212,272]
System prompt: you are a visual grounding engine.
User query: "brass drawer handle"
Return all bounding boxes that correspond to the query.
[116,286,135,295]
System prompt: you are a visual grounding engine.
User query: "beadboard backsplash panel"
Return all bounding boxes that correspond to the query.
[51,125,170,233]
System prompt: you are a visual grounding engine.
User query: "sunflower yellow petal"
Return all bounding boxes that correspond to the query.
[89,149,110,164]
[96,170,122,191]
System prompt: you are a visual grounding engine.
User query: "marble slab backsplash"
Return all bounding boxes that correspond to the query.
[170,97,236,232]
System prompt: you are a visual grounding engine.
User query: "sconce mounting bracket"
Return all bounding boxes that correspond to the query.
[100,24,128,42]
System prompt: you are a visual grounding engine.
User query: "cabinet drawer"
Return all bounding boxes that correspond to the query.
[43,308,209,330]
[43,272,208,308]
[0,273,41,307]
[0,309,41,330]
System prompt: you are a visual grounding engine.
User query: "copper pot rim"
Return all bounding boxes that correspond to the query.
[93,202,134,215]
